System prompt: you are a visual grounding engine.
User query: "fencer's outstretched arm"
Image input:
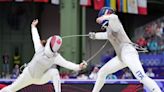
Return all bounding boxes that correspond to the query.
[54,53,87,71]
[31,19,43,52]
[89,32,108,40]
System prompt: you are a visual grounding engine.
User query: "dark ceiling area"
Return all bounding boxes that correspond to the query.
[148,0,164,14]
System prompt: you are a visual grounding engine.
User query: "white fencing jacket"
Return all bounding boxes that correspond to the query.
[95,14,133,59]
[27,27,81,78]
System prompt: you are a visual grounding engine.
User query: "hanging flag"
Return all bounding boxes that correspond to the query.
[105,0,116,10]
[137,0,147,15]
[15,0,24,1]
[15,0,33,1]
[127,0,138,14]
[51,0,59,5]
[80,0,91,6]
[33,0,48,2]
[117,0,127,13]
[15,0,27,1]
[0,0,12,1]
[94,0,105,10]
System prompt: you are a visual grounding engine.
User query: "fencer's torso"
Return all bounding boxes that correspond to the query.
[27,48,56,78]
[28,27,58,78]
[106,14,132,58]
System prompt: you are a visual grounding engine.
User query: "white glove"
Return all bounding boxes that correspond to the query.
[31,19,38,28]
[89,32,96,39]
[79,60,88,70]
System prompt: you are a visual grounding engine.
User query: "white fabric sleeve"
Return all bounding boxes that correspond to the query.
[95,32,108,40]
[54,54,80,71]
[31,27,43,52]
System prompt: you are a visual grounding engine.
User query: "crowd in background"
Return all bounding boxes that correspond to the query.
[136,18,164,54]
[135,17,164,78]
[1,47,21,79]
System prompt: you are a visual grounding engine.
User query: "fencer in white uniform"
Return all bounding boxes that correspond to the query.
[0,19,87,92]
[89,7,161,92]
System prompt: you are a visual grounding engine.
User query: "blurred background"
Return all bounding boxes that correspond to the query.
[0,0,164,87]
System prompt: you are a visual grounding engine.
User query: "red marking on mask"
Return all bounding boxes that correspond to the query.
[50,36,56,48]
[57,39,62,45]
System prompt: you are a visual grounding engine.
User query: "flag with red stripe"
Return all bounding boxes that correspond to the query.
[15,0,32,1]
[33,0,48,2]
[137,0,147,15]
[94,0,105,10]
[80,0,91,6]
[117,0,128,13]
